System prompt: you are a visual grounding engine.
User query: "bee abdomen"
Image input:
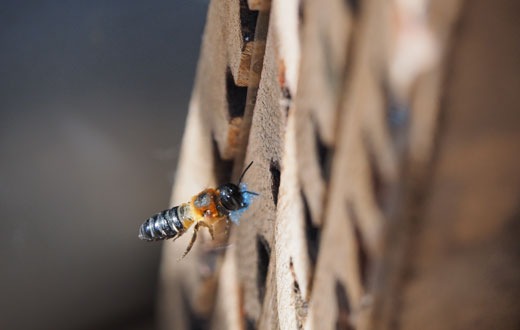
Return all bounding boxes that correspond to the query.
[138,206,185,241]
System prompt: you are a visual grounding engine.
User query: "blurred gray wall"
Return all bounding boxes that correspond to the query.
[0,1,208,329]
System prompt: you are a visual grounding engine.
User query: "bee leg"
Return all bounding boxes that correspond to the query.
[198,222,215,240]
[179,223,200,259]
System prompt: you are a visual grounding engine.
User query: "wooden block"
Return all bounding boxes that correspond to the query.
[157,0,520,329]
[155,1,264,328]
[191,0,262,161]
[226,0,260,87]
[303,0,445,328]
[365,0,520,329]
[220,13,287,326]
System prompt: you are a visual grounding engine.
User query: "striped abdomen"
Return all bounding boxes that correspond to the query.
[138,206,186,241]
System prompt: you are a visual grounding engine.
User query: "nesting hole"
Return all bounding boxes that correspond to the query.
[226,68,248,118]
[245,317,256,330]
[239,0,259,42]
[270,160,281,206]
[312,117,333,182]
[345,0,360,17]
[256,234,271,303]
[301,191,321,269]
[335,280,354,330]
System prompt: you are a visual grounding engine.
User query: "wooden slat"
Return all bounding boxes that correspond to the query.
[157,0,520,329]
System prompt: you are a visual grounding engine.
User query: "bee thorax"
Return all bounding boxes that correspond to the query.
[217,183,244,211]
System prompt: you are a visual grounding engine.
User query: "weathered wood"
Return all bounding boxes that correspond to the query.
[293,0,356,230]
[365,1,520,329]
[157,0,520,329]
[191,0,261,161]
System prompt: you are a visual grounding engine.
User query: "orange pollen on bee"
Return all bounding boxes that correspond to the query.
[189,188,224,225]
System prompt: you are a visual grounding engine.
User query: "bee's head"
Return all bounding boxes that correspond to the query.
[218,183,244,211]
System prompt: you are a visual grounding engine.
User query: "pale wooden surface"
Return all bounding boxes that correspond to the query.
[158,0,520,329]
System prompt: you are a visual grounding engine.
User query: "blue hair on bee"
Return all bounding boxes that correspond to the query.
[229,183,258,224]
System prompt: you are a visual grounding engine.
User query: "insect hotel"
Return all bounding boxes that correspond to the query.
[148,0,520,329]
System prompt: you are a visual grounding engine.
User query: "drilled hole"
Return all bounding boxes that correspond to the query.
[226,68,248,118]
[335,280,354,330]
[256,234,271,303]
[312,118,333,182]
[212,136,233,184]
[346,201,369,287]
[345,0,360,17]
[270,159,281,206]
[301,191,321,268]
[245,317,256,330]
[239,0,259,42]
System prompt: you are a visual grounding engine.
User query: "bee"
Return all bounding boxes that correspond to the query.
[138,161,257,258]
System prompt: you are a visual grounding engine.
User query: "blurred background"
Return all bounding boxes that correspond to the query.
[0,1,208,329]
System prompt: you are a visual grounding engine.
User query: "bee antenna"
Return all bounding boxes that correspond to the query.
[238,161,254,184]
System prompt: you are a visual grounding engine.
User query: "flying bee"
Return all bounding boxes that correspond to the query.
[138,161,258,258]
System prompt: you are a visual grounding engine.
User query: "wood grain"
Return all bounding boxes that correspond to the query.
[157,0,520,329]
